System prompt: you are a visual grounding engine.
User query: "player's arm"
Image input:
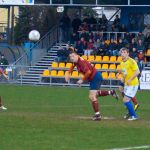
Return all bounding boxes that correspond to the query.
[126,69,140,85]
[126,60,140,85]
[77,70,91,85]
[65,64,75,82]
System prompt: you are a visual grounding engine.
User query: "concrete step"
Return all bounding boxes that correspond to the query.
[38,60,51,63]
[21,76,40,79]
[26,70,43,74]
[43,55,56,58]
[23,74,40,77]
[36,63,50,66]
[29,68,48,71]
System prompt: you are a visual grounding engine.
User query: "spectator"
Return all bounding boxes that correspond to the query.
[97,40,108,56]
[93,39,101,53]
[70,32,79,46]
[59,14,71,42]
[137,51,145,71]
[80,30,89,42]
[136,39,145,52]
[130,47,138,59]
[88,15,97,25]
[84,39,94,56]
[72,15,82,33]
[98,14,108,31]
[55,47,69,62]
[75,37,87,56]
[129,38,137,53]
[108,39,118,56]
[113,15,120,30]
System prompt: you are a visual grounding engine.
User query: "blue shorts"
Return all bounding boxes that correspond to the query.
[90,72,103,90]
[119,81,124,87]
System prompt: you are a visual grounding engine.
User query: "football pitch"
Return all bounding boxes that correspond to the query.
[0,84,150,150]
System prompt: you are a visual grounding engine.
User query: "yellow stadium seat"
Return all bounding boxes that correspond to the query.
[108,72,116,79]
[102,56,109,62]
[118,74,123,79]
[102,72,108,79]
[71,71,79,77]
[42,70,50,76]
[95,56,102,62]
[79,73,83,78]
[51,62,58,68]
[66,63,72,68]
[82,55,88,60]
[147,49,150,55]
[116,64,121,70]
[59,62,65,68]
[105,40,110,45]
[88,55,95,61]
[110,56,117,62]
[95,64,101,69]
[109,64,116,70]
[102,64,109,70]
[51,70,57,76]
[57,70,64,77]
[117,56,122,62]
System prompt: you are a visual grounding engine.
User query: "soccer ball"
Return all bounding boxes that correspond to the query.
[28,30,40,41]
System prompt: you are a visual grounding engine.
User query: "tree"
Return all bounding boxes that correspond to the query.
[14,6,57,44]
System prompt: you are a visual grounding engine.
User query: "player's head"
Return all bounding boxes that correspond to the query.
[69,51,78,63]
[120,47,129,61]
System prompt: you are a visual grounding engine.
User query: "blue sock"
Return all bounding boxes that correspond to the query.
[124,101,137,117]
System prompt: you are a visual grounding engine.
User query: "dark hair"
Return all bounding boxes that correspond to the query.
[69,50,77,55]
[68,47,76,52]
[120,47,129,53]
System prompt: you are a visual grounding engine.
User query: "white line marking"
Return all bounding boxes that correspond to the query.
[106,145,150,150]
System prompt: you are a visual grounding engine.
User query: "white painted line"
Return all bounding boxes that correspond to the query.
[106,145,150,150]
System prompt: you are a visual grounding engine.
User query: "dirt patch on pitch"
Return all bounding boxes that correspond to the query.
[74,116,115,120]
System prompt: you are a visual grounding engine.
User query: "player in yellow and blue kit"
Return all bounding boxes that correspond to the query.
[117,47,140,121]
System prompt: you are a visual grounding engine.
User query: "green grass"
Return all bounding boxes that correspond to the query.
[0,84,150,150]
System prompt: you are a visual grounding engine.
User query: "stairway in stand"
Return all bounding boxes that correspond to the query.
[17,46,58,85]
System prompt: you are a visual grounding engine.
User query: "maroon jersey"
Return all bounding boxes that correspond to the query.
[68,56,97,81]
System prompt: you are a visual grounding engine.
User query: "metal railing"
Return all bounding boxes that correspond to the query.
[12,25,59,66]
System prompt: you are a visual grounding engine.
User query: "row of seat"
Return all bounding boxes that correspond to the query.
[42,70,122,79]
[51,62,121,70]
[81,55,122,62]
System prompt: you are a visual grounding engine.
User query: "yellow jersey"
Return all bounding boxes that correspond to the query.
[120,57,139,86]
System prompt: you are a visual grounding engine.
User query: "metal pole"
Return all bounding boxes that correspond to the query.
[11,6,15,44]
[7,6,11,44]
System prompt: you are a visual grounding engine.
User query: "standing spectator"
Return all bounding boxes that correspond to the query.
[60,14,71,42]
[72,15,82,33]
[98,14,108,31]
[113,15,120,30]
